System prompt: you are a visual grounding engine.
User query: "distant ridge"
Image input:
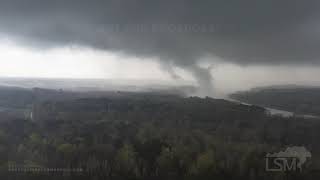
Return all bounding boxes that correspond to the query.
[251,84,320,91]
[231,85,320,117]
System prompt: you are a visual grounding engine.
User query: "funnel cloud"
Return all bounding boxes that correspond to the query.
[0,0,320,95]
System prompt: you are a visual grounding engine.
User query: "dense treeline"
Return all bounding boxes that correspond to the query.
[0,86,33,109]
[1,90,320,179]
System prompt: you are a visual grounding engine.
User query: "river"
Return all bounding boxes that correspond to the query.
[226,98,319,119]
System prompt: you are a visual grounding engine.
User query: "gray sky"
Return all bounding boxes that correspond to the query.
[0,0,320,96]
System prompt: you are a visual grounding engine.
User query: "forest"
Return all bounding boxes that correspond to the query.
[0,87,320,180]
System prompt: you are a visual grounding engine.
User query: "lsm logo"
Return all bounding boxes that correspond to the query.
[265,146,312,172]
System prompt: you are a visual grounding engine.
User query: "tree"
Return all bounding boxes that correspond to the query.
[115,143,138,177]
[189,149,216,179]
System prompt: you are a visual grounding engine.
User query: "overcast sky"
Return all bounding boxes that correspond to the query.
[1,0,320,96]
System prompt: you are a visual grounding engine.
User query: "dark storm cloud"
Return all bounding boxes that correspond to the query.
[1,0,319,65]
[0,0,320,95]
